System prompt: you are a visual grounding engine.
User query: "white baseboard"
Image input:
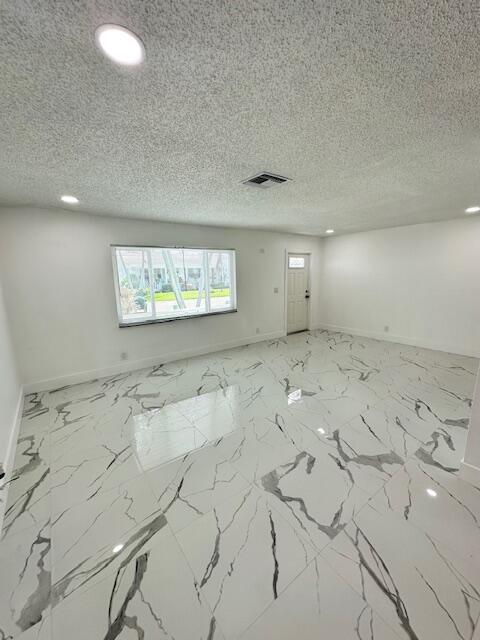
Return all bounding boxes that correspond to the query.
[0,387,24,530]
[459,460,480,489]
[23,329,286,394]
[313,323,479,359]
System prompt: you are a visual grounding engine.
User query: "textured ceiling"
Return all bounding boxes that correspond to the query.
[0,1,479,235]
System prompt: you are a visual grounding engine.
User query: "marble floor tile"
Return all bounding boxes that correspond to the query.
[14,616,51,640]
[391,381,472,430]
[317,380,385,427]
[146,438,250,532]
[50,441,143,516]
[301,418,404,495]
[220,415,301,484]
[51,529,221,639]
[176,385,252,440]
[176,484,316,638]
[241,556,401,640]
[0,519,51,639]
[49,398,136,457]
[51,474,163,605]
[2,431,50,540]
[347,396,435,461]
[371,457,480,562]
[19,394,51,438]
[321,503,480,640]
[414,424,469,474]
[129,404,209,469]
[260,449,372,551]
[1,330,479,640]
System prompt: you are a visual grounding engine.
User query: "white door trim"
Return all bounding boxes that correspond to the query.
[284,250,312,335]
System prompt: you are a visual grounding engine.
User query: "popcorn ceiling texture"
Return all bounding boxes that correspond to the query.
[0,0,479,235]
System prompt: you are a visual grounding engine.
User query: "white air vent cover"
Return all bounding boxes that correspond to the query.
[242,172,290,189]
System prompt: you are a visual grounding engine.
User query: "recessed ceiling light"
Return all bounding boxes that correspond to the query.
[465,206,480,214]
[60,195,79,204]
[95,24,145,66]
[325,229,335,234]
[426,488,437,498]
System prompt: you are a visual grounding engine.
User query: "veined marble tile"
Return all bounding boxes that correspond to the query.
[260,449,371,551]
[19,394,50,438]
[371,457,480,563]
[176,385,249,440]
[51,529,220,639]
[176,386,294,439]
[414,425,468,475]
[2,432,50,540]
[322,503,480,640]
[51,474,163,605]
[15,615,51,640]
[241,556,400,640]
[2,330,479,640]
[146,439,249,532]
[387,381,472,475]
[320,352,398,398]
[49,386,126,447]
[405,347,478,378]
[316,425,403,495]
[48,372,128,407]
[317,380,384,427]
[391,381,471,430]
[49,396,138,457]
[50,441,143,517]
[220,415,301,484]
[0,519,51,639]
[347,397,435,461]
[118,356,243,413]
[50,415,100,460]
[176,484,316,638]
[256,403,404,495]
[129,404,209,469]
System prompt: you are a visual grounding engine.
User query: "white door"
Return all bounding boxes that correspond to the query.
[287,253,310,334]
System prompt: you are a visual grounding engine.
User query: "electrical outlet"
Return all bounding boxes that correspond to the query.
[120,351,128,360]
[256,327,260,334]
[384,325,389,333]
[259,248,265,254]
[273,287,279,294]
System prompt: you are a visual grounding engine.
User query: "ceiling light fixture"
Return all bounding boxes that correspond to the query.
[95,24,145,66]
[465,206,480,214]
[60,195,79,204]
[112,543,124,554]
[325,229,335,234]
[426,488,437,498]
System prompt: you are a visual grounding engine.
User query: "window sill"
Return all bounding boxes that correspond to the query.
[118,308,237,328]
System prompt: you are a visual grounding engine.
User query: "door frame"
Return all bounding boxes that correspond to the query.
[284,250,312,335]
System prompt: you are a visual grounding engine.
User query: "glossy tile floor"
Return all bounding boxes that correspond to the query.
[1,330,480,639]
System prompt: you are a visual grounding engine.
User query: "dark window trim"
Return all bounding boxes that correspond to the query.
[119,308,237,328]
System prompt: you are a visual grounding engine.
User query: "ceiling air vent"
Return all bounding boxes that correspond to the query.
[242,172,290,189]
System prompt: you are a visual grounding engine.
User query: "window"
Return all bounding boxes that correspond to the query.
[288,256,305,268]
[112,246,237,326]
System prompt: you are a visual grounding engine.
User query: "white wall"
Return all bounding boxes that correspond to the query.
[0,272,22,512]
[319,218,480,357]
[461,365,480,488]
[0,207,322,390]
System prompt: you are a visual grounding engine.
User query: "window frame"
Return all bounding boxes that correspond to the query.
[111,244,237,327]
